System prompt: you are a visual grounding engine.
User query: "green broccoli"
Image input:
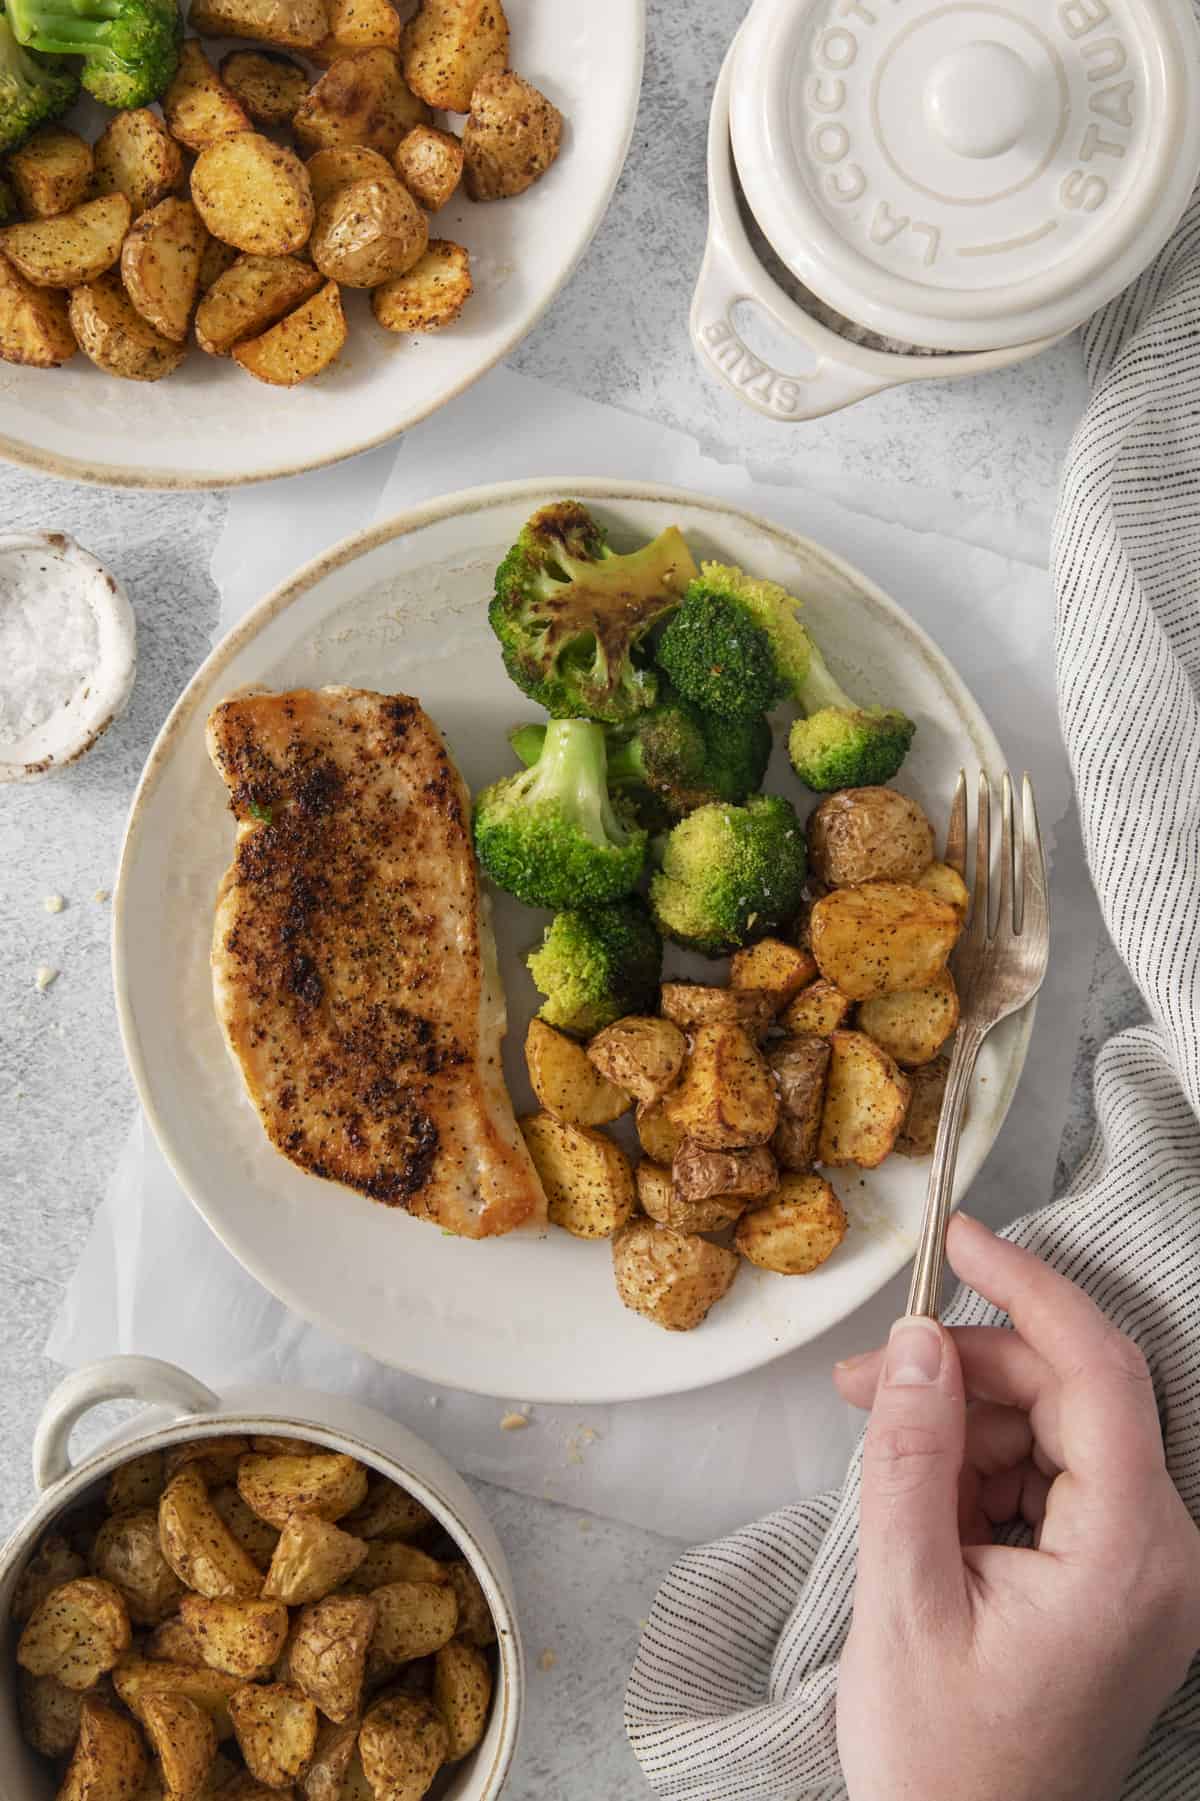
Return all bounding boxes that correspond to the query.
[787,636,915,790]
[527,898,662,1037]
[474,717,646,910]
[649,794,807,956]
[8,0,181,109]
[655,562,815,720]
[0,8,78,153]
[489,499,699,725]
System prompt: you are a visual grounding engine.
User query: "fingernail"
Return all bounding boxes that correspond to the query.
[884,1319,944,1387]
[834,1350,873,1373]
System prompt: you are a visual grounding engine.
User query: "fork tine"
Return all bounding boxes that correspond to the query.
[997,772,1015,934]
[1021,774,1049,956]
[966,771,991,944]
[944,770,968,877]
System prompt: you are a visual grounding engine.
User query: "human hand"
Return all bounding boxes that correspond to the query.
[834,1212,1200,1801]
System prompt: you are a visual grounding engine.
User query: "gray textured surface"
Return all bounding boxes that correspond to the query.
[0,1,1117,1794]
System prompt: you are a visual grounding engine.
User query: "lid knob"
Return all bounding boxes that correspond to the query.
[923,39,1036,159]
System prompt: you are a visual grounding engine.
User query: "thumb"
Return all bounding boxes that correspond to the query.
[856,1317,968,1628]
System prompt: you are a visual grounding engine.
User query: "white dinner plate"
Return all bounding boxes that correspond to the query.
[0,4,643,488]
[114,480,1032,1403]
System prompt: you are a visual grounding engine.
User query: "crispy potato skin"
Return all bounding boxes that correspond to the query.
[463,69,562,201]
[0,248,76,367]
[163,1440,252,1490]
[262,1515,368,1605]
[195,252,322,355]
[8,126,93,220]
[141,1692,218,1801]
[345,1542,447,1593]
[293,49,431,157]
[229,1681,319,1787]
[519,1112,636,1239]
[342,1476,432,1543]
[779,979,854,1038]
[612,1221,740,1332]
[287,1594,377,1723]
[767,1033,832,1172]
[190,0,328,49]
[858,966,959,1067]
[18,1669,86,1758]
[12,1535,87,1622]
[729,939,818,1010]
[237,1451,369,1528]
[371,239,471,331]
[309,174,427,287]
[312,0,401,62]
[818,1029,911,1169]
[191,132,314,256]
[302,1718,360,1801]
[60,1697,147,1801]
[164,42,254,152]
[659,981,775,1042]
[917,860,970,914]
[665,1023,779,1151]
[735,1174,849,1275]
[220,49,310,125]
[305,143,397,208]
[443,1562,495,1649]
[1,193,130,287]
[70,272,187,381]
[525,1018,629,1127]
[636,1158,747,1235]
[91,1508,185,1626]
[113,1656,242,1739]
[372,1579,459,1664]
[92,110,184,217]
[807,787,935,888]
[811,882,960,1001]
[158,1470,264,1599]
[635,1095,686,1166]
[210,1485,282,1569]
[145,1616,207,1666]
[434,1637,492,1761]
[392,124,463,210]
[121,196,209,342]
[670,1141,777,1208]
[231,279,347,385]
[402,0,509,111]
[16,1578,131,1691]
[895,1055,951,1156]
[586,1016,686,1105]
[359,1695,449,1799]
[180,1595,291,1680]
[106,1452,166,1515]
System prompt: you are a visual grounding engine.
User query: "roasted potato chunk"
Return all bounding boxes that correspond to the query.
[262,1516,368,1606]
[195,252,322,355]
[198,236,239,290]
[443,1563,494,1649]
[665,1023,778,1150]
[163,1439,254,1486]
[402,0,508,111]
[12,1534,86,1621]
[293,49,430,157]
[238,1451,369,1529]
[8,125,92,219]
[586,1016,686,1105]
[113,1658,241,1740]
[59,1697,146,1801]
[519,1112,636,1239]
[613,1221,739,1333]
[343,1477,432,1543]
[305,143,397,208]
[69,272,186,381]
[190,0,327,48]
[91,1509,185,1626]
[229,1683,319,1787]
[92,109,185,217]
[141,1693,218,1801]
[106,1452,166,1515]
[811,883,961,1000]
[210,1485,282,1569]
[360,1695,447,1800]
[463,70,562,202]
[818,1030,911,1168]
[232,279,347,385]
[779,979,854,1038]
[145,1617,206,1667]
[301,1718,360,1801]
[18,1669,86,1758]
[179,1596,290,1681]
[17,1578,130,1691]
[729,940,818,1010]
[1,192,129,287]
[671,1141,777,1209]
[288,1594,377,1724]
[636,1159,746,1235]
[807,788,935,888]
[222,1772,292,1801]
[917,860,970,914]
[525,1018,629,1127]
[659,981,774,1042]
[392,124,462,210]
[635,1095,685,1166]
[220,49,310,125]
[312,0,400,62]
[310,174,427,287]
[858,966,959,1067]
[344,1543,446,1594]
[252,1435,317,1456]
[120,196,208,342]
[767,1034,832,1172]
[191,133,314,255]
[371,238,471,331]
[735,1173,849,1275]
[158,1470,264,1599]
[372,1580,458,1665]
[433,1638,491,1762]
[163,42,253,152]
[895,1055,951,1157]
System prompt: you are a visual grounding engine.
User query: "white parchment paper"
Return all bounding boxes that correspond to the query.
[48,368,1102,1543]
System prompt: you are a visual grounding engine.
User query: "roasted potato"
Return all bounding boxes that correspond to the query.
[261,1517,367,1606]
[252,1435,318,1456]
[1,192,130,287]
[636,1159,746,1235]
[659,981,775,1042]
[237,1451,369,1529]
[612,1221,740,1333]
[59,1697,147,1801]
[90,1509,185,1626]
[190,0,327,48]
[310,174,427,287]
[141,1693,218,1801]
[917,860,970,914]
[293,49,430,157]
[433,1638,491,1762]
[106,1452,166,1516]
[120,196,209,342]
[779,979,854,1038]
[18,1669,86,1758]
[729,940,818,1011]
[8,125,93,219]
[301,1718,360,1801]
[895,1055,951,1157]
[222,1772,292,1801]
[229,1682,319,1787]
[858,965,959,1067]
[159,1470,264,1599]
[220,49,310,125]
[232,279,347,385]
[360,1695,447,1798]
[92,109,185,217]
[519,1112,636,1239]
[586,1016,686,1105]
[463,70,562,202]
[372,1579,458,1665]
[767,1034,831,1172]
[634,1095,686,1166]
[671,1141,777,1209]
[807,788,935,888]
[191,133,314,255]
[305,143,397,208]
[524,1018,629,1128]
[69,272,187,381]
[112,1658,242,1740]
[371,238,471,331]
[811,883,961,1000]
[343,1476,432,1544]
[11,1533,86,1621]
[179,1597,290,1681]
[345,1543,447,1594]
[198,236,240,290]
[443,1563,494,1649]
[402,0,508,111]
[195,252,323,355]
[288,1594,377,1724]
[17,1579,131,1691]
[665,1023,778,1151]
[735,1174,848,1275]
[210,1485,282,1569]
[163,42,254,152]
[818,1029,911,1168]
[392,124,463,210]
[145,1617,206,1667]
[313,0,401,62]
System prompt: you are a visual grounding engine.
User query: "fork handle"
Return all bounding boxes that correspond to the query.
[905,1023,987,1318]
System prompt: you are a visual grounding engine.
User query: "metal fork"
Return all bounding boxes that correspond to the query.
[905,771,1050,1317]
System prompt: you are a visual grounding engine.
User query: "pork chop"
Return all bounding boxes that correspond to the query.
[207,686,546,1238]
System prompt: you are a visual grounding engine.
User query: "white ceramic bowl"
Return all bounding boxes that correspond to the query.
[0,1355,523,1798]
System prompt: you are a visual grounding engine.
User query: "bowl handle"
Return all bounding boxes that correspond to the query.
[33,1357,221,1491]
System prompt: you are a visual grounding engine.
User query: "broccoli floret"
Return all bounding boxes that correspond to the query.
[474,717,646,910]
[787,636,915,790]
[649,794,807,956]
[527,899,662,1037]
[8,0,180,109]
[0,8,78,153]
[657,562,818,720]
[489,500,699,725]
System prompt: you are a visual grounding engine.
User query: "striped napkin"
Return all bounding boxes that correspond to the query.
[624,185,1200,1797]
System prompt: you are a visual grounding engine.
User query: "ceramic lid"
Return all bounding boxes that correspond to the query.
[730,0,1200,351]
